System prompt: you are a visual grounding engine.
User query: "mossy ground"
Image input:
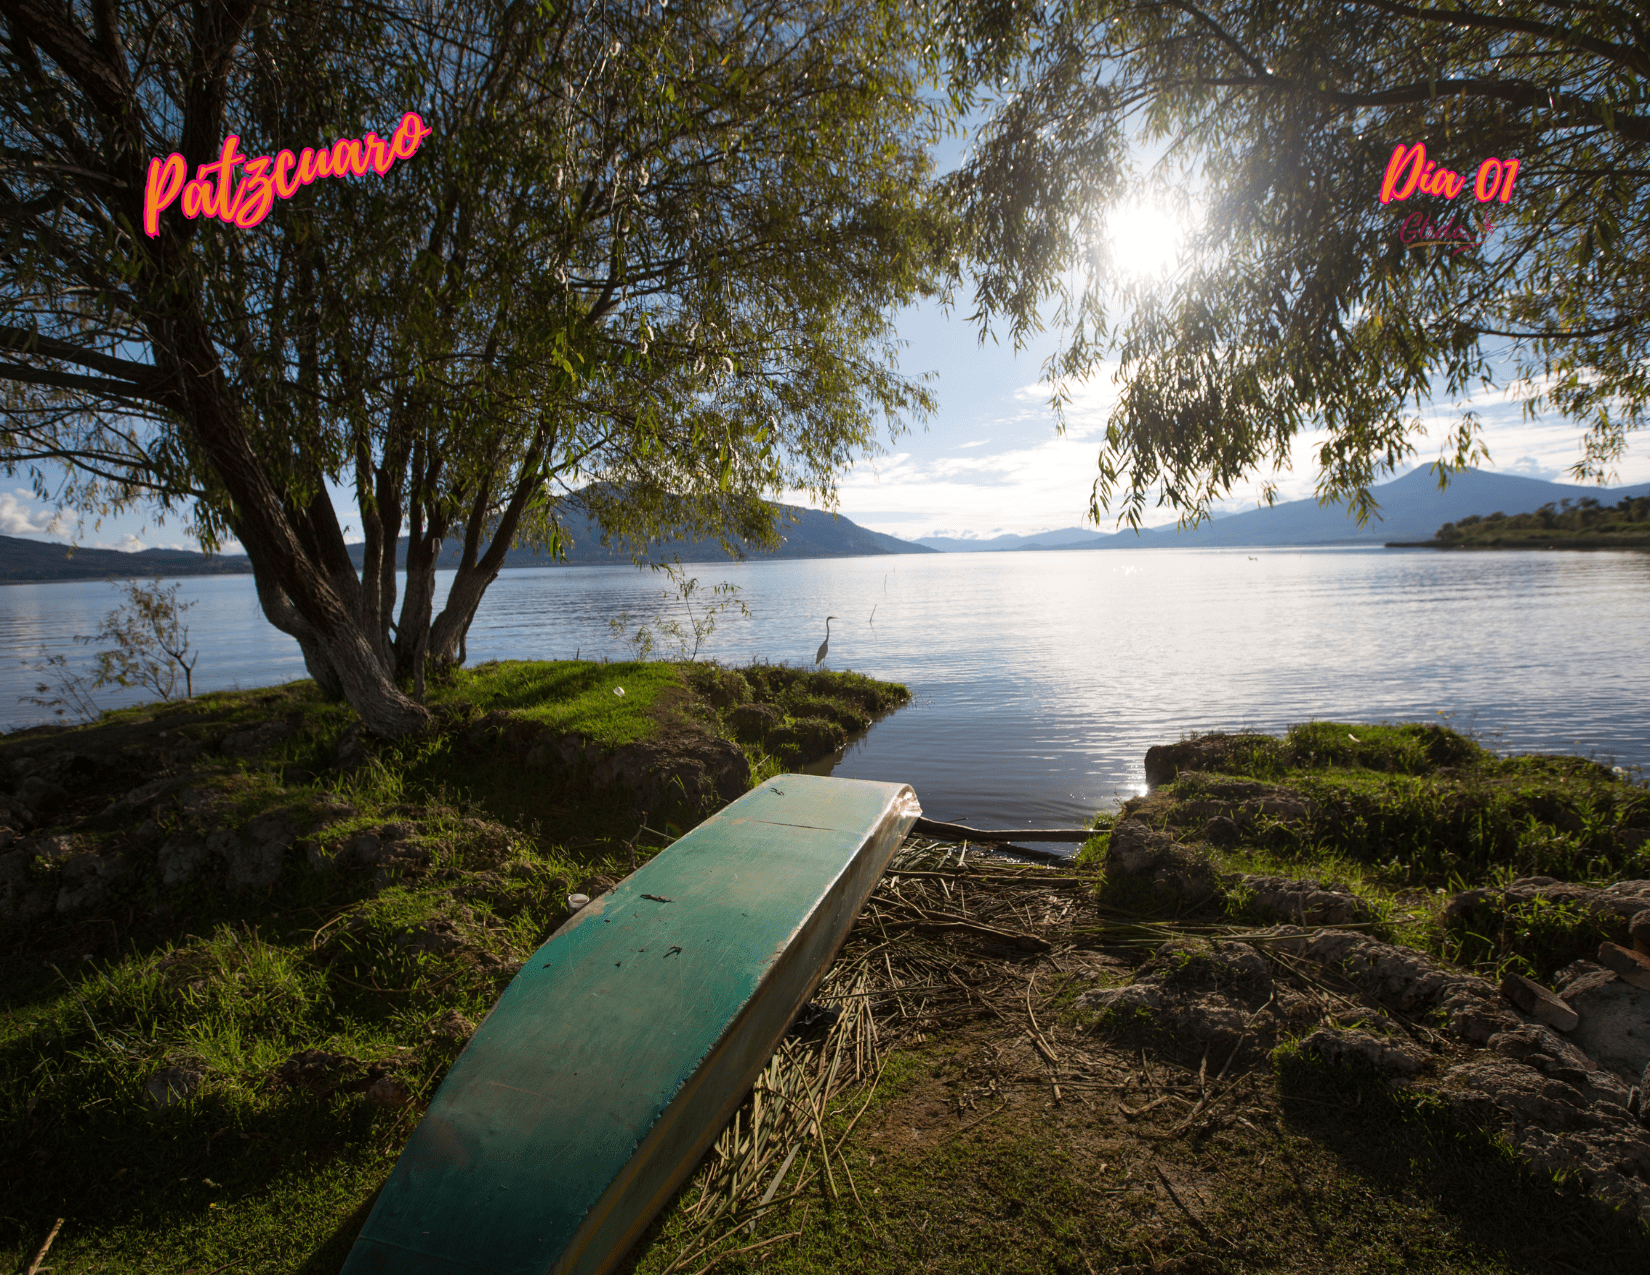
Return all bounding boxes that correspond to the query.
[0,659,906,1273]
[1079,721,1650,981]
[4,711,1645,1272]
[616,1021,1650,1275]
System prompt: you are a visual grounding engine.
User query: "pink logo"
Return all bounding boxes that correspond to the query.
[1396,210,1496,257]
[143,112,431,237]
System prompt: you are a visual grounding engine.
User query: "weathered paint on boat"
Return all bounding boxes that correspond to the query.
[341,773,920,1275]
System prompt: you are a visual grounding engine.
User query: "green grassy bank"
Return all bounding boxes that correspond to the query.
[5,705,1647,1273]
[0,660,908,1273]
[1077,721,1650,981]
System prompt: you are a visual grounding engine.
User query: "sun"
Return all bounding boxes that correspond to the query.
[1105,201,1187,280]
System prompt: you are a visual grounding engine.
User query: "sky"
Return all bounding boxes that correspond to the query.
[826,297,1650,544]
[5,133,1647,553]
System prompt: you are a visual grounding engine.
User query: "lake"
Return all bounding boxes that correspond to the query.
[4,547,1647,846]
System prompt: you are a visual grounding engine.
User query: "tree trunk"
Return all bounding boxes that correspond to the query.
[424,422,554,668]
[427,560,498,667]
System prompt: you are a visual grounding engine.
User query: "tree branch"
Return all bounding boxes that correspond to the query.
[0,359,163,402]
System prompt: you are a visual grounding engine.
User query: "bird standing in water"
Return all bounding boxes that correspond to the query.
[815,616,838,666]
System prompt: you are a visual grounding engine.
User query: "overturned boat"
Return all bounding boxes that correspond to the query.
[342,773,919,1275]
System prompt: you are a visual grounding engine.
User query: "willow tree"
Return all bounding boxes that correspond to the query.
[946,0,1650,526]
[0,0,946,732]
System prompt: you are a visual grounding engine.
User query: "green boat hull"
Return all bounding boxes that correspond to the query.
[342,773,919,1275]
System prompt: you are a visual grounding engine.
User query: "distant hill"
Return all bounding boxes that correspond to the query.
[1007,468,1650,551]
[0,537,250,583]
[911,527,1109,553]
[0,504,933,584]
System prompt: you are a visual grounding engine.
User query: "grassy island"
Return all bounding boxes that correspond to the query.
[1396,493,1650,549]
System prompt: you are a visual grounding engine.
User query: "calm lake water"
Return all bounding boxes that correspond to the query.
[4,547,1647,845]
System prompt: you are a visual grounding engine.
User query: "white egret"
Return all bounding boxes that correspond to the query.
[815,616,838,666]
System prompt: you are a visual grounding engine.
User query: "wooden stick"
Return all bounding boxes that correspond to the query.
[685,1228,805,1275]
[913,818,1097,843]
[886,869,1086,887]
[1153,1167,1218,1247]
[27,1218,64,1275]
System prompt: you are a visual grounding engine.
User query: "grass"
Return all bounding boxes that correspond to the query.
[620,1022,1650,1275]
[0,657,908,1273]
[5,704,1644,1271]
[426,659,684,747]
[1102,720,1650,981]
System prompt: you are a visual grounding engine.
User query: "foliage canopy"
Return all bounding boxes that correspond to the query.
[0,0,946,731]
[949,0,1650,526]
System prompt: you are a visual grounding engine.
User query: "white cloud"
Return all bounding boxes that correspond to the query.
[0,493,68,537]
[956,438,992,449]
[834,362,1647,540]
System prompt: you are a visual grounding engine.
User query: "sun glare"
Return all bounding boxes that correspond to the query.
[1106,201,1186,280]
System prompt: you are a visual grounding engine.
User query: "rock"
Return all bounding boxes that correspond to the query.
[14,774,68,812]
[1142,735,1276,788]
[1080,939,1276,1059]
[398,917,471,954]
[55,850,128,913]
[1554,959,1611,998]
[221,721,294,758]
[157,836,210,886]
[336,723,374,768]
[1598,942,1650,992]
[1081,982,1165,1015]
[1276,929,1498,1015]
[1504,878,1650,935]
[104,776,178,815]
[575,874,618,901]
[1162,773,1314,827]
[1103,820,1222,908]
[31,833,79,865]
[1444,1055,1638,1133]
[365,1076,411,1108]
[1500,973,1580,1031]
[429,1010,475,1042]
[144,1066,203,1109]
[593,735,751,810]
[728,702,781,741]
[207,826,284,891]
[1201,815,1241,846]
[1486,1025,1603,1090]
[1565,977,1650,1085]
[1301,1027,1429,1077]
[274,1049,354,1094]
[177,787,229,822]
[0,847,52,923]
[1629,909,1650,957]
[1241,874,1374,926]
[763,719,845,763]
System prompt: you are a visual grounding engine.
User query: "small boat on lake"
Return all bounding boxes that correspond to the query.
[342,773,920,1275]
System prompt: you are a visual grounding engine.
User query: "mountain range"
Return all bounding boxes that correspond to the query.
[4,467,1645,583]
[905,468,1650,553]
[0,503,932,584]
